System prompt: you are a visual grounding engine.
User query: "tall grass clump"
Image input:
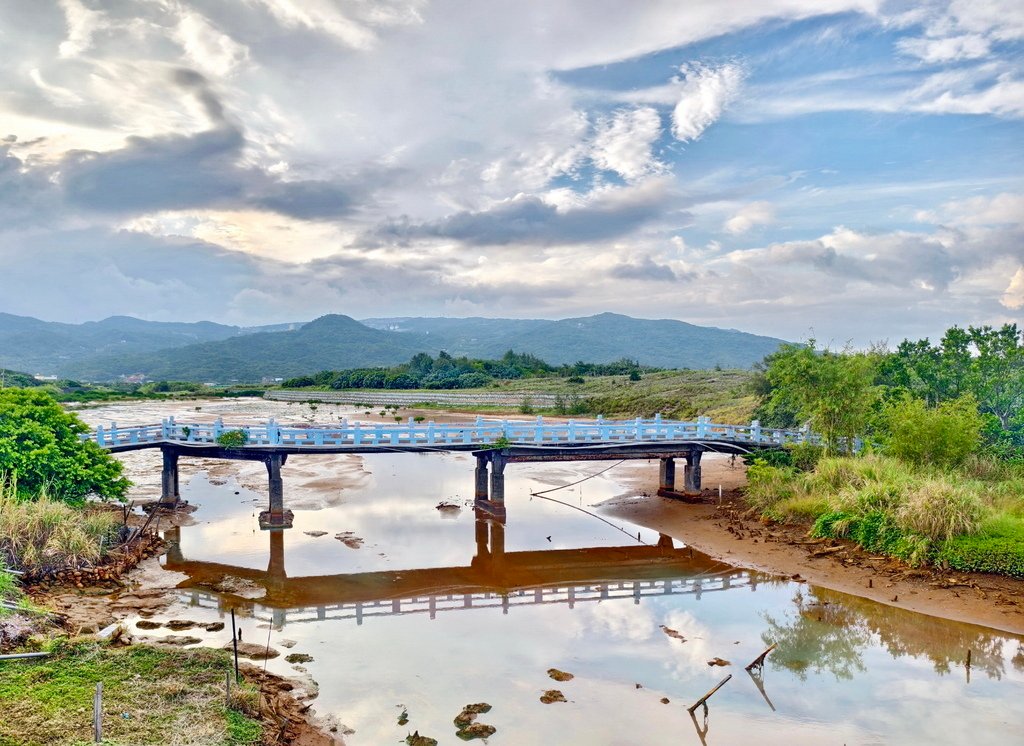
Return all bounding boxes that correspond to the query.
[0,484,121,573]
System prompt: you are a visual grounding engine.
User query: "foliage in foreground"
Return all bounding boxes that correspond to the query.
[0,487,122,573]
[0,388,129,501]
[746,453,1024,576]
[0,640,263,746]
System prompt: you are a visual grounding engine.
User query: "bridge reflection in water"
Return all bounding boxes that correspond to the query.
[162,509,764,629]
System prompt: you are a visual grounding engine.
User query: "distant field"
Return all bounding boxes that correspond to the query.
[269,369,758,423]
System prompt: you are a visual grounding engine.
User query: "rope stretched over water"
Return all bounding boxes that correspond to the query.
[526,460,652,545]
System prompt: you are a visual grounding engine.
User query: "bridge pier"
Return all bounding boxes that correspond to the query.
[683,451,703,494]
[658,458,676,492]
[159,447,179,505]
[259,453,293,530]
[489,453,506,503]
[475,456,490,500]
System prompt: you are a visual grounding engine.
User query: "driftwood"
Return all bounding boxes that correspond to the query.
[745,642,778,672]
[687,674,732,714]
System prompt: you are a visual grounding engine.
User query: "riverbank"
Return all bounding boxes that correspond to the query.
[604,456,1024,636]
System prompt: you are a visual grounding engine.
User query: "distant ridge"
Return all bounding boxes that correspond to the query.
[0,311,787,382]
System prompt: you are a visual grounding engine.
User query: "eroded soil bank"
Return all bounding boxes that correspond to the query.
[605,455,1024,636]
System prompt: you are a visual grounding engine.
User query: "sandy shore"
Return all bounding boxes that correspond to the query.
[603,455,1024,637]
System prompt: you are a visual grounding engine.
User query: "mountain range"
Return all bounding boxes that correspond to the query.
[0,311,786,382]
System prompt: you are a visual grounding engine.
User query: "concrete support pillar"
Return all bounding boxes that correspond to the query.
[658,458,676,492]
[259,453,293,529]
[163,525,183,566]
[267,527,286,579]
[160,447,179,505]
[490,454,506,503]
[683,450,703,494]
[475,456,490,500]
[489,520,505,570]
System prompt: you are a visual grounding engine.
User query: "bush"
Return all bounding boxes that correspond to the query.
[895,480,984,540]
[0,388,129,501]
[881,394,984,468]
[216,430,248,448]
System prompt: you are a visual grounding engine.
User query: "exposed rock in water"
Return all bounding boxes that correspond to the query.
[285,653,314,664]
[707,657,731,667]
[540,690,567,704]
[547,667,574,682]
[210,575,264,599]
[398,708,409,726]
[164,619,196,630]
[334,531,364,549]
[135,620,162,630]
[456,723,497,740]
[453,702,492,728]
[304,531,328,537]
[160,635,201,646]
[279,638,297,648]
[406,732,437,746]
[224,641,280,660]
[660,625,687,642]
[203,622,225,632]
[660,697,670,704]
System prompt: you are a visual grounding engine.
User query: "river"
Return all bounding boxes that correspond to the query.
[76,399,1024,745]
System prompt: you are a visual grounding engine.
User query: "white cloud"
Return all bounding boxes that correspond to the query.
[897,33,991,63]
[57,0,106,58]
[1002,267,1024,309]
[591,107,664,181]
[172,9,250,77]
[672,63,745,142]
[916,192,1024,225]
[724,201,776,234]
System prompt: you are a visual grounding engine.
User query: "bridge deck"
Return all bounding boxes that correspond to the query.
[86,415,815,454]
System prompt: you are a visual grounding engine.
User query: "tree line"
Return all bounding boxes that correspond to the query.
[753,323,1024,463]
[282,350,654,391]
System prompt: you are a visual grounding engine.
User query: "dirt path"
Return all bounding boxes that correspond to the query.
[604,456,1024,637]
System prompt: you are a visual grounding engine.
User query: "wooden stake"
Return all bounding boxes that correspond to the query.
[230,608,240,684]
[745,643,778,672]
[687,674,732,714]
[93,682,103,743]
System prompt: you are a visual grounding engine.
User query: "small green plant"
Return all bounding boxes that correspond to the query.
[414,416,426,423]
[491,435,512,450]
[519,397,534,414]
[216,429,248,448]
[629,371,642,381]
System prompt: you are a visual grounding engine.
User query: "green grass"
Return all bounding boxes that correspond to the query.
[290,369,759,422]
[0,488,122,574]
[0,640,263,745]
[746,454,1024,575]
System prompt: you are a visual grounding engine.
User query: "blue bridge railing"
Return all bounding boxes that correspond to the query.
[83,415,816,450]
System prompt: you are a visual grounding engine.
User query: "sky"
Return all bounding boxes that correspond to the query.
[1,0,1023,345]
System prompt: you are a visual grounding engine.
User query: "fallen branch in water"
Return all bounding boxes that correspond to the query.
[745,643,777,672]
[687,674,732,714]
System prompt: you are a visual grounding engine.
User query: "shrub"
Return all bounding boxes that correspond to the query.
[881,394,984,468]
[0,388,129,501]
[216,430,248,448]
[938,536,1024,577]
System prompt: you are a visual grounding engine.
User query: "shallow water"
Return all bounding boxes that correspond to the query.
[81,400,1024,744]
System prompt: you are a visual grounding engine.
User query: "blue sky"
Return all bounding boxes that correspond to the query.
[0,1,1022,344]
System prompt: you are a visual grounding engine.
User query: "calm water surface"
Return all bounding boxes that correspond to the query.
[81,401,1024,745]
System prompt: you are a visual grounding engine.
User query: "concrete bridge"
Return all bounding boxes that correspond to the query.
[162,509,766,628]
[86,415,814,528]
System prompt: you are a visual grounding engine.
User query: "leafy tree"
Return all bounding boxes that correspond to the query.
[759,341,880,452]
[0,388,129,501]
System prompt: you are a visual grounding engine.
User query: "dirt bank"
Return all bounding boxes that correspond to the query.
[603,455,1024,637]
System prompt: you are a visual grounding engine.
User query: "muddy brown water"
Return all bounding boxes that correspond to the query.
[80,400,1024,744]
